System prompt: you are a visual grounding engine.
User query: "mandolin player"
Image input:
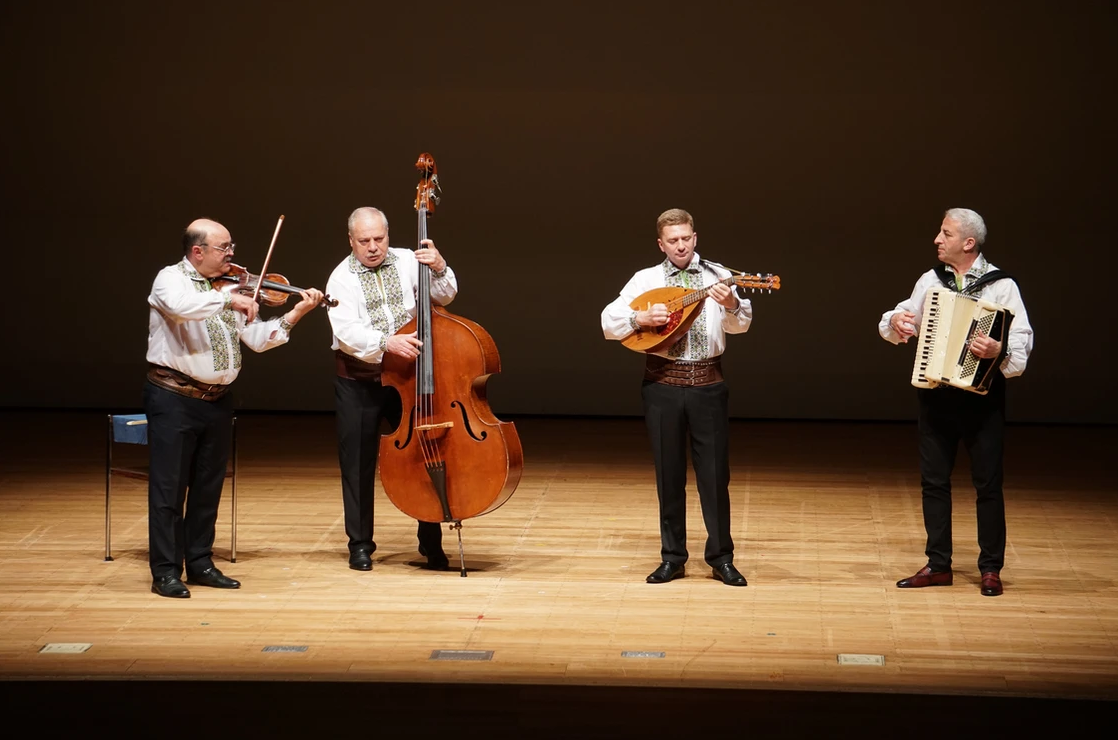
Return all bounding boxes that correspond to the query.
[600,208,753,587]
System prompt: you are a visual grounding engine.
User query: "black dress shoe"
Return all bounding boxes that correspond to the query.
[349,550,372,571]
[646,561,685,583]
[187,567,240,589]
[712,562,748,586]
[152,576,190,598]
[423,551,450,571]
[418,542,451,570]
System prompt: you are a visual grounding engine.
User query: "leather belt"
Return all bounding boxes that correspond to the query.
[147,364,230,401]
[644,356,724,387]
[335,350,381,382]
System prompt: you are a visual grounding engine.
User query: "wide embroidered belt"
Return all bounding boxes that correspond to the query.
[335,350,382,382]
[147,365,230,401]
[644,356,724,387]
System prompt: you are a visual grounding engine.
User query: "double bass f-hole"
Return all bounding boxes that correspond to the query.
[450,400,486,441]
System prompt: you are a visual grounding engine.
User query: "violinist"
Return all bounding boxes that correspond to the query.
[144,218,323,598]
[601,208,752,587]
[326,206,455,572]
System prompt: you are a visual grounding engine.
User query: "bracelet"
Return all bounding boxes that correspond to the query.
[378,334,388,352]
[279,317,294,333]
[628,311,641,331]
[432,265,448,279]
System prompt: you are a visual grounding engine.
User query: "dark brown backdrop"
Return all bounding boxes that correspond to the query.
[2,1,1114,422]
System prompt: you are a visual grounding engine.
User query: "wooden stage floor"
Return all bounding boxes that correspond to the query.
[1,411,1115,735]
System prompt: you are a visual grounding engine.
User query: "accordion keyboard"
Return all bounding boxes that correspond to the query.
[910,288,944,388]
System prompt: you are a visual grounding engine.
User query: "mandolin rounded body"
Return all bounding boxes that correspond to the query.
[621,286,704,353]
[379,305,523,523]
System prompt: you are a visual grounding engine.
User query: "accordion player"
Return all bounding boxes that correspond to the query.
[910,286,1015,395]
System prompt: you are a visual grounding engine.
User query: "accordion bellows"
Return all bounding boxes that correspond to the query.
[911,286,1015,395]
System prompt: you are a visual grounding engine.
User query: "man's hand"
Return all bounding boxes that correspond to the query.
[709,283,739,310]
[284,288,324,325]
[386,332,422,360]
[969,332,1003,359]
[636,303,670,328]
[230,293,259,323]
[414,239,447,273]
[890,311,917,343]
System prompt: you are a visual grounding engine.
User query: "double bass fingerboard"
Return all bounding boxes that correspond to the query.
[416,204,435,396]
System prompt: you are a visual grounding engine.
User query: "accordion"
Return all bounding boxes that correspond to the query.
[910,286,1015,395]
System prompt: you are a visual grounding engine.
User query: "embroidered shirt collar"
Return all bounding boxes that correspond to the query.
[945,253,990,281]
[663,253,702,277]
[348,251,398,274]
[179,257,210,285]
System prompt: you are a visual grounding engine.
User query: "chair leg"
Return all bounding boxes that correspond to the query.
[230,414,237,563]
[105,414,114,562]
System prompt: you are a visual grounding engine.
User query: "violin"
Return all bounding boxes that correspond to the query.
[214,263,338,309]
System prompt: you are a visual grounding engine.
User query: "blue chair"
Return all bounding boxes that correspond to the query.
[105,413,239,562]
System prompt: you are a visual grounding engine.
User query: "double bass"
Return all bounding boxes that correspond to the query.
[378,153,523,576]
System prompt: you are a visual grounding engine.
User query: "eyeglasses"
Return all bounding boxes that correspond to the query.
[205,242,236,254]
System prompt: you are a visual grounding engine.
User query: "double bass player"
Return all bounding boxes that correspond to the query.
[326,206,453,572]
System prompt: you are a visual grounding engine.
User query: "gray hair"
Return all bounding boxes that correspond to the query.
[348,207,388,234]
[182,226,207,254]
[944,208,987,248]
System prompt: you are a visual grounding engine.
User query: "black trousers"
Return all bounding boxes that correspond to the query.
[917,378,1007,573]
[641,380,734,567]
[334,376,443,556]
[144,381,232,579]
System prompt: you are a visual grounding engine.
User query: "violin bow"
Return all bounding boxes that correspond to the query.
[251,214,285,305]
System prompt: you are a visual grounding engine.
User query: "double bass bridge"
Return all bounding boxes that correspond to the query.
[416,421,454,442]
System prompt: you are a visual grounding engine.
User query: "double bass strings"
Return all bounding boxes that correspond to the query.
[415,208,443,481]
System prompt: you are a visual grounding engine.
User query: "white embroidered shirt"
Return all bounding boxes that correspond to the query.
[146,258,291,385]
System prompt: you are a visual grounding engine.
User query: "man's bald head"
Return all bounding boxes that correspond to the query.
[182,218,224,254]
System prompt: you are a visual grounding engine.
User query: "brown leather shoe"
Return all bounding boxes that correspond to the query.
[896,565,953,588]
[980,571,1003,597]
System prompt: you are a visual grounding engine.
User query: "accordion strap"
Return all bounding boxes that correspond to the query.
[933,265,1016,296]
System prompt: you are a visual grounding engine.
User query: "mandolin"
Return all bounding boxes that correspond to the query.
[622,272,781,353]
